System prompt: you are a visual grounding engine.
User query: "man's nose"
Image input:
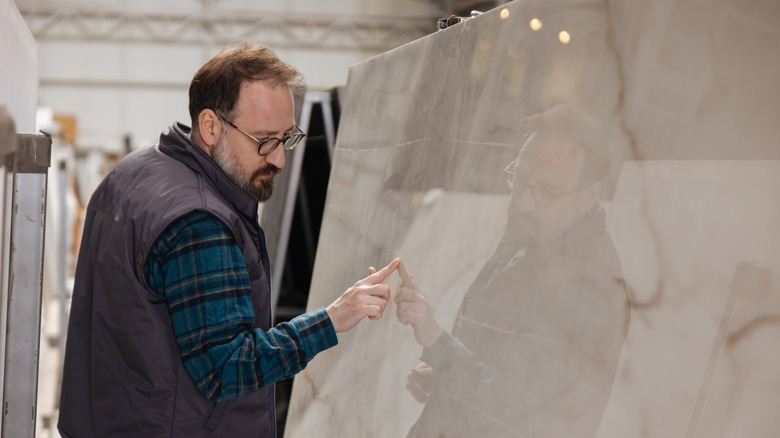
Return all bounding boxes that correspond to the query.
[265,144,285,170]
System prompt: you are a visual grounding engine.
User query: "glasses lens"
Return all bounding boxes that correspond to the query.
[533,187,554,207]
[258,138,282,156]
[256,126,306,155]
[283,128,305,151]
[283,134,299,151]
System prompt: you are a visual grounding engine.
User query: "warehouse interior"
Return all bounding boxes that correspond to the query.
[2,0,780,437]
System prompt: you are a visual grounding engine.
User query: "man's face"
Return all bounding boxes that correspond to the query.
[212,80,295,202]
[505,130,591,247]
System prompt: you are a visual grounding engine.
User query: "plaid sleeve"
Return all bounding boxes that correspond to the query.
[146,211,338,402]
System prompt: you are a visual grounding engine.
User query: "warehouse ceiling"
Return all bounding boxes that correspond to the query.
[16,2,440,52]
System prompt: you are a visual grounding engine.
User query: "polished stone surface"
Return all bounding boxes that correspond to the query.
[285,0,780,436]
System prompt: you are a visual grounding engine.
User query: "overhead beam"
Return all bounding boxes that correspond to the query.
[17,6,438,52]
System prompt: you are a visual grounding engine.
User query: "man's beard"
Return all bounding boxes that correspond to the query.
[504,210,537,248]
[505,204,584,249]
[212,137,281,202]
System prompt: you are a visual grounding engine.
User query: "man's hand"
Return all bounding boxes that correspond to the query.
[406,362,434,403]
[326,258,400,333]
[394,261,443,347]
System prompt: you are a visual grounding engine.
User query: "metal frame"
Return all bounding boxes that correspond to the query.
[1,132,52,438]
[270,91,336,312]
[17,6,435,52]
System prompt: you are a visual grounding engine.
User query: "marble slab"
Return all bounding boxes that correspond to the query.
[285,0,780,437]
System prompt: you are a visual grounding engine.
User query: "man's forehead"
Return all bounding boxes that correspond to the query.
[516,130,586,189]
[235,80,295,128]
[519,131,584,167]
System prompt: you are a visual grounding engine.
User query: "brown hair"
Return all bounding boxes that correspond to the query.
[188,42,304,128]
[525,104,609,186]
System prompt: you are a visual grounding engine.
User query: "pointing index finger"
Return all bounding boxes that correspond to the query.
[398,260,411,283]
[368,258,400,284]
[398,260,418,289]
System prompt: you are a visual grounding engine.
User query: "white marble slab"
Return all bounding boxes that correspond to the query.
[286,0,780,436]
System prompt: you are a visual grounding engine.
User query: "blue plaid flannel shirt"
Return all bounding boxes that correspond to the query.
[146,211,337,402]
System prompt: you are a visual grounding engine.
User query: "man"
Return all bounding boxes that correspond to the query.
[395,105,630,437]
[58,42,399,437]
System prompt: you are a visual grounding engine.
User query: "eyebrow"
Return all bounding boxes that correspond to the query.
[516,169,566,193]
[251,124,296,137]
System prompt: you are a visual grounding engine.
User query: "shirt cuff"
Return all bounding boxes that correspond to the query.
[421,330,460,370]
[288,307,339,360]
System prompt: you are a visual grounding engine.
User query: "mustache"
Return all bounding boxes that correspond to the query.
[253,164,282,179]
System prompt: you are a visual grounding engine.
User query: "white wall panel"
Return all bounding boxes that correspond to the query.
[1,0,37,132]
[124,88,191,146]
[38,42,123,81]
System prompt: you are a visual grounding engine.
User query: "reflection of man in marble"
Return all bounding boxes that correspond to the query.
[395,105,630,437]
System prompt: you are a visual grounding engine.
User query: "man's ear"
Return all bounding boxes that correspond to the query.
[579,181,601,214]
[196,109,222,156]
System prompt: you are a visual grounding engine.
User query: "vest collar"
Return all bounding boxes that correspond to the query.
[158,122,260,222]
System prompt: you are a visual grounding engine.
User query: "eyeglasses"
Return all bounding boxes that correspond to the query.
[218,114,306,156]
[504,159,582,207]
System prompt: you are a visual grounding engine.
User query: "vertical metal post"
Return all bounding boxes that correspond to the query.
[1,132,52,438]
[269,97,311,312]
[309,91,337,160]
[268,91,337,312]
[0,106,17,424]
[57,160,69,371]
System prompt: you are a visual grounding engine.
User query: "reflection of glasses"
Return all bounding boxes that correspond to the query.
[504,159,582,207]
[218,113,306,156]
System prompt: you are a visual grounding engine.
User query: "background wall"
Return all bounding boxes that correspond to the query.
[1,0,37,131]
[16,0,447,152]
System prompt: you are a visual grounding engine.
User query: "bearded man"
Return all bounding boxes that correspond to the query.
[58,42,398,438]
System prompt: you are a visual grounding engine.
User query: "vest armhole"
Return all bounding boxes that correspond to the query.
[137,209,245,298]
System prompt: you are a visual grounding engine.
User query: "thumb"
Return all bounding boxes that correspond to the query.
[369,267,377,275]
